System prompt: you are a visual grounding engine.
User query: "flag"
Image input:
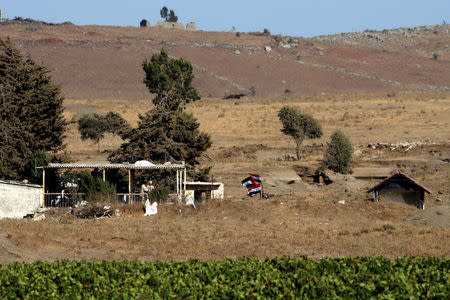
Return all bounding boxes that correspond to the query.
[242,173,262,197]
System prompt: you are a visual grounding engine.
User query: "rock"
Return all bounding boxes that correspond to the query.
[353,149,363,156]
[234,50,241,55]
[33,214,46,221]
[264,45,272,52]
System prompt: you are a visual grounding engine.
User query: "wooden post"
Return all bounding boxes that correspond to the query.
[183,166,186,198]
[102,169,106,181]
[176,170,179,198]
[128,169,131,203]
[41,168,45,207]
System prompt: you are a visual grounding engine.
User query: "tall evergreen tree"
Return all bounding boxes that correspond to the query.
[0,38,66,180]
[142,49,200,111]
[110,49,211,183]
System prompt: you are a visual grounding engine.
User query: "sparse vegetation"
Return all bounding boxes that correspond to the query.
[249,85,256,96]
[433,52,439,60]
[278,106,323,160]
[323,130,352,174]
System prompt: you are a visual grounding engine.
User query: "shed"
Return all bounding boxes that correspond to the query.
[140,19,150,27]
[367,170,431,209]
[0,180,41,218]
[184,182,224,202]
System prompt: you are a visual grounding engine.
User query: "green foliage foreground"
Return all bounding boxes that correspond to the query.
[1,257,448,298]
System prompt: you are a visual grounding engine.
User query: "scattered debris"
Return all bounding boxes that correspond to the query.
[74,204,114,219]
[33,214,46,221]
[332,200,346,205]
[367,141,435,152]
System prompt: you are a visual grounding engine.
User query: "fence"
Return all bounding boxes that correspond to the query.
[44,193,86,207]
[42,192,179,207]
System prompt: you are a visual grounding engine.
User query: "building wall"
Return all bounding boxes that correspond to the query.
[155,21,185,30]
[0,181,41,219]
[379,190,422,207]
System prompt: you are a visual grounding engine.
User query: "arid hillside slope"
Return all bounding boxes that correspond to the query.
[1,22,449,99]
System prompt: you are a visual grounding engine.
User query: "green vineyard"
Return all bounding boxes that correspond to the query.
[1,257,448,298]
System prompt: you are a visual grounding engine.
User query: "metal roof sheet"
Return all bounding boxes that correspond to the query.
[367,170,432,194]
[40,163,186,170]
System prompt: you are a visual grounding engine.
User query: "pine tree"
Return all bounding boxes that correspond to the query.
[142,48,200,111]
[110,49,211,183]
[0,38,66,180]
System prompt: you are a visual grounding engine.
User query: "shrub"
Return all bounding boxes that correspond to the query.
[89,177,117,203]
[263,28,271,35]
[149,185,170,203]
[323,130,352,174]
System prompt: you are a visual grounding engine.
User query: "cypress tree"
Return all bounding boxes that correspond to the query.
[0,38,66,180]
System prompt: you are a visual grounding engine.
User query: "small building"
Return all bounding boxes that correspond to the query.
[0,180,42,218]
[186,22,197,31]
[184,182,224,202]
[140,19,150,27]
[367,170,431,209]
[155,21,185,30]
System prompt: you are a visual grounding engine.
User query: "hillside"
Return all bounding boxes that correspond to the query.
[1,22,449,99]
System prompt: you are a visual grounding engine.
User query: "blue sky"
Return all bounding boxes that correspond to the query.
[2,1,449,37]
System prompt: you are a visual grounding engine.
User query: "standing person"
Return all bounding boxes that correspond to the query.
[147,180,155,193]
[140,182,149,201]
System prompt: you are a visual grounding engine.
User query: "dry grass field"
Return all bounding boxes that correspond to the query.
[0,21,449,263]
[1,92,448,263]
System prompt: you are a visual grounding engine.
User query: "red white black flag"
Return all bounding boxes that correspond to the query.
[242,173,262,197]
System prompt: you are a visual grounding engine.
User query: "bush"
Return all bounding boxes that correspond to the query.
[149,185,170,203]
[89,177,117,203]
[323,130,352,174]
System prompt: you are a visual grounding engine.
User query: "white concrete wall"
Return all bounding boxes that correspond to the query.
[211,183,224,199]
[0,180,41,219]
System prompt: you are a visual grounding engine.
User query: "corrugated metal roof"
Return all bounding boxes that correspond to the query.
[40,163,186,170]
[367,170,432,194]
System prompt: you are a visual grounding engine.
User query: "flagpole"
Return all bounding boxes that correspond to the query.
[260,179,263,200]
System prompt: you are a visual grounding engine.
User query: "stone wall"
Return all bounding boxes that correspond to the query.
[155,21,185,30]
[0,180,41,219]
